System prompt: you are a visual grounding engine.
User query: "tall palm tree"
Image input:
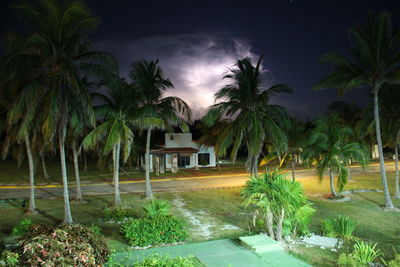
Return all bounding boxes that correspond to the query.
[379,84,400,198]
[129,60,191,199]
[8,0,118,223]
[83,79,135,206]
[204,56,292,176]
[303,115,369,197]
[313,12,400,209]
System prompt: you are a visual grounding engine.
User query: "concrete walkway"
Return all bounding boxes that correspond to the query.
[112,237,311,267]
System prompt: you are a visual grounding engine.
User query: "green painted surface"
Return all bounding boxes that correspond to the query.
[112,238,312,267]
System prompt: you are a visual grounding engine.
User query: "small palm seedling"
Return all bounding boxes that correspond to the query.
[144,198,171,218]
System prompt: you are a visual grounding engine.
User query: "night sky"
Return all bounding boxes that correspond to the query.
[1,0,400,120]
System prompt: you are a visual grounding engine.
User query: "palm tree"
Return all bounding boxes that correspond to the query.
[8,0,118,223]
[379,84,400,198]
[129,60,191,199]
[204,56,292,176]
[303,115,369,197]
[327,101,363,181]
[83,80,134,206]
[313,12,400,209]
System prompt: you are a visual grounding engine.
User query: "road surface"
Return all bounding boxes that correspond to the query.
[0,163,396,199]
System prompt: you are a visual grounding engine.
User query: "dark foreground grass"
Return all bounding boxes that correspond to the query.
[0,172,399,266]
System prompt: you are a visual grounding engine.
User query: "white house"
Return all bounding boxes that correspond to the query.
[149,133,216,174]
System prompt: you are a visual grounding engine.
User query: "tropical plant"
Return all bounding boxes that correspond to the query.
[321,215,358,241]
[203,56,292,176]
[313,12,400,209]
[83,79,134,206]
[103,204,132,222]
[352,241,381,265]
[260,117,306,181]
[11,218,32,237]
[144,199,171,218]
[130,59,191,199]
[242,170,315,241]
[0,250,19,267]
[4,0,118,223]
[303,114,369,197]
[18,224,110,266]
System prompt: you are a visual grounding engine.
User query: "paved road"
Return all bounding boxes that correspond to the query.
[0,163,396,199]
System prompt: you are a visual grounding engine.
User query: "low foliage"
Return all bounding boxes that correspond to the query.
[321,215,357,241]
[89,223,102,235]
[242,170,315,240]
[121,215,188,247]
[384,253,400,267]
[108,253,203,267]
[0,250,19,267]
[18,224,110,266]
[144,199,171,218]
[11,218,32,237]
[337,241,381,266]
[103,205,132,222]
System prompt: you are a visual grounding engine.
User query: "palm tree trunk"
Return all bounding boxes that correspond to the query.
[373,89,395,209]
[59,129,73,224]
[40,152,49,179]
[83,152,88,171]
[394,143,400,198]
[113,142,122,206]
[216,154,220,170]
[347,164,353,182]
[276,208,285,242]
[145,127,153,199]
[265,206,275,240]
[72,140,83,202]
[291,154,295,182]
[25,133,36,213]
[329,168,338,198]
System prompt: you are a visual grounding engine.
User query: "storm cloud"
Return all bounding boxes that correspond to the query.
[95,34,269,118]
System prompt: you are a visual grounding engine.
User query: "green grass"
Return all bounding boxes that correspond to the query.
[0,169,399,266]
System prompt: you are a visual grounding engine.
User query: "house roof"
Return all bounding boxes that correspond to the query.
[150,147,199,154]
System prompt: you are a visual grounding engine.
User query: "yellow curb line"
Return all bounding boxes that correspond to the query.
[0,162,394,190]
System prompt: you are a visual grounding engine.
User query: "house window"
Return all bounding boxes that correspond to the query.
[198,153,210,166]
[178,155,190,167]
[170,135,174,140]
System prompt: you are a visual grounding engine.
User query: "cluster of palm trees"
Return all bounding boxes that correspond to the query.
[1,0,399,226]
[0,0,190,223]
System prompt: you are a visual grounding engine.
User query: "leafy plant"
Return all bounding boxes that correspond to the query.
[103,205,132,222]
[11,218,32,237]
[383,253,400,267]
[337,253,358,267]
[321,215,358,241]
[18,224,110,266]
[121,216,188,247]
[242,170,315,241]
[133,254,201,267]
[0,250,19,267]
[89,223,102,235]
[144,199,171,218]
[352,241,381,265]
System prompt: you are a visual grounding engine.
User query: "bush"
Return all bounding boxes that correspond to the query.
[337,253,359,267]
[352,241,381,265]
[89,223,102,235]
[144,199,171,218]
[321,215,357,241]
[0,250,19,267]
[385,253,400,267]
[11,218,32,237]
[18,224,110,266]
[121,215,188,247]
[103,205,131,222]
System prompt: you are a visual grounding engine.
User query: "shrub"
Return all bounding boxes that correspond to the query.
[321,215,357,241]
[337,253,359,267]
[144,199,171,218]
[121,215,188,247]
[18,224,110,266]
[89,223,102,235]
[11,218,32,237]
[133,254,201,267]
[103,205,131,222]
[352,241,381,265]
[385,253,400,267]
[0,250,19,267]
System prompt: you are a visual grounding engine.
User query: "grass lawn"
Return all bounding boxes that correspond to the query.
[0,170,399,266]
